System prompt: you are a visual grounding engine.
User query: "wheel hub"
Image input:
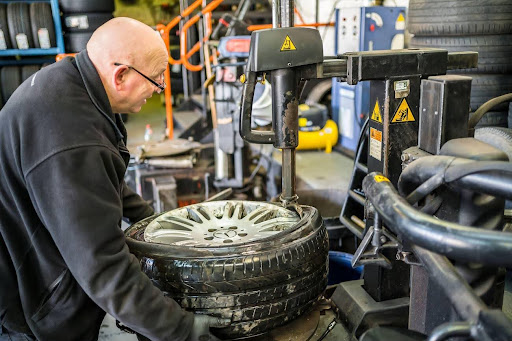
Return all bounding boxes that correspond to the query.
[144,200,300,247]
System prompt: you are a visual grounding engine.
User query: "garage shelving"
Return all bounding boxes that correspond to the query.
[0,0,65,57]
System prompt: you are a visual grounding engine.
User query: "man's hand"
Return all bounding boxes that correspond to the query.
[186,315,231,341]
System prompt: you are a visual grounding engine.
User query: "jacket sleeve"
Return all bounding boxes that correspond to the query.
[122,182,154,223]
[25,145,193,341]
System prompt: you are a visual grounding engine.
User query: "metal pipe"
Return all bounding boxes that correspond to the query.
[398,156,512,200]
[281,149,296,202]
[272,0,280,28]
[363,173,512,267]
[428,322,472,341]
[413,246,486,322]
[280,0,293,28]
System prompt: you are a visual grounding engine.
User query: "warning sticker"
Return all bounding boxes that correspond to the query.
[16,33,29,49]
[375,175,390,183]
[37,28,51,49]
[395,13,405,30]
[371,99,382,123]
[369,127,382,161]
[391,98,415,123]
[0,30,6,50]
[280,35,296,51]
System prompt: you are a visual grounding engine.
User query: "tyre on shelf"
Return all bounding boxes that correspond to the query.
[0,4,12,50]
[64,31,93,53]
[63,13,114,33]
[7,3,34,49]
[409,35,512,74]
[408,0,512,36]
[58,0,115,14]
[30,2,56,48]
[1,66,21,104]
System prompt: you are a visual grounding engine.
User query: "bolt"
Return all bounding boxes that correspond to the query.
[401,154,409,162]
[287,62,292,67]
[380,236,387,244]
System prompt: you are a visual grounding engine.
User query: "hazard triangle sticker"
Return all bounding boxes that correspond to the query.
[371,99,382,123]
[280,35,296,51]
[391,98,415,123]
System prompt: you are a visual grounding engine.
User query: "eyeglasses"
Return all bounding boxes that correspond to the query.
[114,62,166,93]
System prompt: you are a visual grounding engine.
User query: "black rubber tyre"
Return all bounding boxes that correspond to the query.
[475,127,512,161]
[21,65,40,83]
[0,4,12,50]
[0,68,3,109]
[408,0,512,36]
[467,75,512,112]
[304,79,333,117]
[64,31,93,53]
[509,103,512,128]
[63,13,114,33]
[125,204,329,339]
[475,111,508,128]
[410,35,512,74]
[1,66,21,104]
[7,3,34,49]
[29,3,56,48]
[59,0,115,14]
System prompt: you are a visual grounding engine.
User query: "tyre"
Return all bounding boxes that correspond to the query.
[63,13,114,33]
[0,68,3,109]
[468,75,512,112]
[64,31,93,53]
[125,201,329,339]
[475,127,512,161]
[21,65,40,83]
[0,4,12,50]
[304,79,333,117]
[408,0,512,36]
[7,3,34,49]
[29,3,56,48]
[1,66,21,104]
[410,35,512,74]
[475,111,508,128]
[58,0,115,14]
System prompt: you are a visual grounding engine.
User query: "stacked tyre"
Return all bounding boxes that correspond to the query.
[0,64,42,108]
[408,0,512,128]
[60,0,115,53]
[1,2,57,50]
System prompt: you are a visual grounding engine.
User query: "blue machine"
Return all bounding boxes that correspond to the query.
[332,6,406,151]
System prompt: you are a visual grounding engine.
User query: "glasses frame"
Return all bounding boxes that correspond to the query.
[113,62,166,93]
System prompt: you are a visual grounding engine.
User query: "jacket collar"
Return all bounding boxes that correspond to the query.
[75,50,126,142]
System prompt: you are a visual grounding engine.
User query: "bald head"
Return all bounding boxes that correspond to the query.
[87,17,168,113]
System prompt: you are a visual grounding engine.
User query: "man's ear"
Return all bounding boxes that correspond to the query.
[113,65,129,91]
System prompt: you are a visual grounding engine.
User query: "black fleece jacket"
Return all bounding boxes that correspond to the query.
[0,51,193,340]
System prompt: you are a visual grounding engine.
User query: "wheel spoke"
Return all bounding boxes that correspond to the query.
[144,201,299,246]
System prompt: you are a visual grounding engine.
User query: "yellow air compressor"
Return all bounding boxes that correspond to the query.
[297,103,338,153]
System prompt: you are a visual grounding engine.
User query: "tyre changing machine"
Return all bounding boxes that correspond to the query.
[238,2,512,339]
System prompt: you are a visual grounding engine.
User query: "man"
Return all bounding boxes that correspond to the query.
[0,18,226,341]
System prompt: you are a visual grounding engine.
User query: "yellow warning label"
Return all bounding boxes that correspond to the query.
[280,35,296,51]
[375,175,390,183]
[371,99,382,123]
[370,128,382,142]
[299,117,307,127]
[395,12,406,30]
[391,98,415,123]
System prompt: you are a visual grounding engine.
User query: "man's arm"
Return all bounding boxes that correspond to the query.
[25,145,193,341]
[122,182,154,223]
